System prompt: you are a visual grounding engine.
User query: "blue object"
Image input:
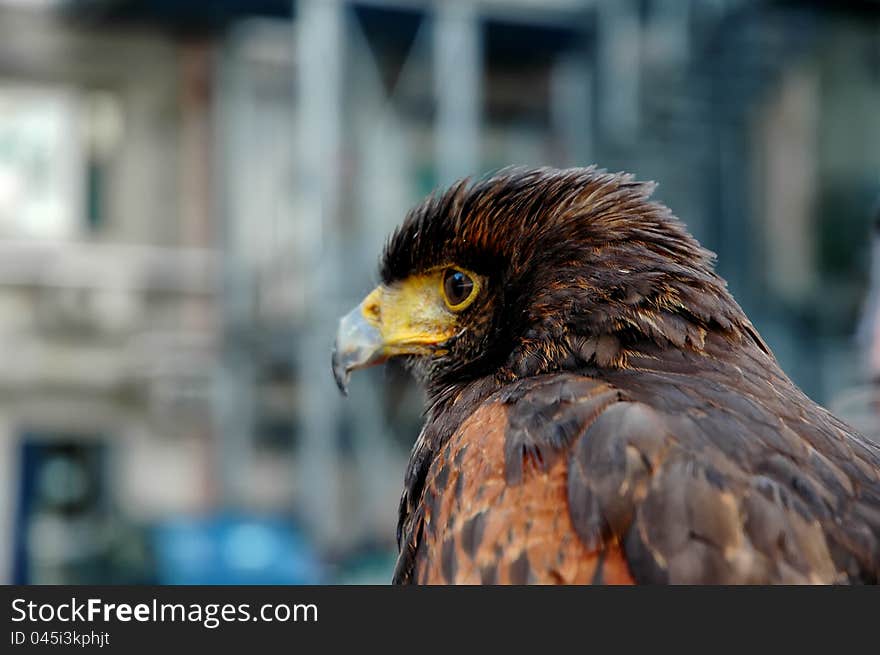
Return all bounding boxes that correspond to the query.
[152,512,323,585]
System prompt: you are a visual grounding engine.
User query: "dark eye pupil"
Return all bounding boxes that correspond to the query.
[444,270,474,306]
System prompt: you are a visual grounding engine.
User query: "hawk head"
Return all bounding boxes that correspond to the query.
[333,167,760,401]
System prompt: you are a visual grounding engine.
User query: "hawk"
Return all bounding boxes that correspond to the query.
[332,167,880,584]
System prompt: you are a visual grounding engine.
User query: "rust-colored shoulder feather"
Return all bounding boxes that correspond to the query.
[403,381,634,585]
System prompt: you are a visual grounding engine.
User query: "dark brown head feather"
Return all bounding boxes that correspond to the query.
[381,166,769,402]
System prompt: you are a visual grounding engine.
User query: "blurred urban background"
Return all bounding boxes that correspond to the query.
[0,0,879,584]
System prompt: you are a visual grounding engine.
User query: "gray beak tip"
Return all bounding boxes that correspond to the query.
[331,345,350,397]
[331,301,385,397]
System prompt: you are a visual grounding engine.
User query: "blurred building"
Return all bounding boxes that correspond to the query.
[0,6,219,583]
[0,0,878,583]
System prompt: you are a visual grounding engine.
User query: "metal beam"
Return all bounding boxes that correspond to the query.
[293,0,345,546]
[596,0,641,144]
[433,0,482,186]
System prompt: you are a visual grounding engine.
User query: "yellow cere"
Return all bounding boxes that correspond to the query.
[359,269,469,357]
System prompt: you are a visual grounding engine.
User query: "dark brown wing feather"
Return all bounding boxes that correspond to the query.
[399,336,880,584]
[604,334,880,583]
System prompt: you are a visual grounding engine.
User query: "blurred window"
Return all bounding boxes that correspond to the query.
[0,84,122,239]
[0,85,83,239]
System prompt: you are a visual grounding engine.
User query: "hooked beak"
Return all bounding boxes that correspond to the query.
[331,278,461,395]
[331,298,386,395]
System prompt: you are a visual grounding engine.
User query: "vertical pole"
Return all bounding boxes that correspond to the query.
[433,0,482,187]
[596,0,641,145]
[550,53,593,167]
[214,39,255,505]
[293,0,344,546]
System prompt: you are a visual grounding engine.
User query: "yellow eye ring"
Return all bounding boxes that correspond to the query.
[440,267,480,311]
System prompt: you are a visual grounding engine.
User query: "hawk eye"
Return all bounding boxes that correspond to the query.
[442,268,476,310]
